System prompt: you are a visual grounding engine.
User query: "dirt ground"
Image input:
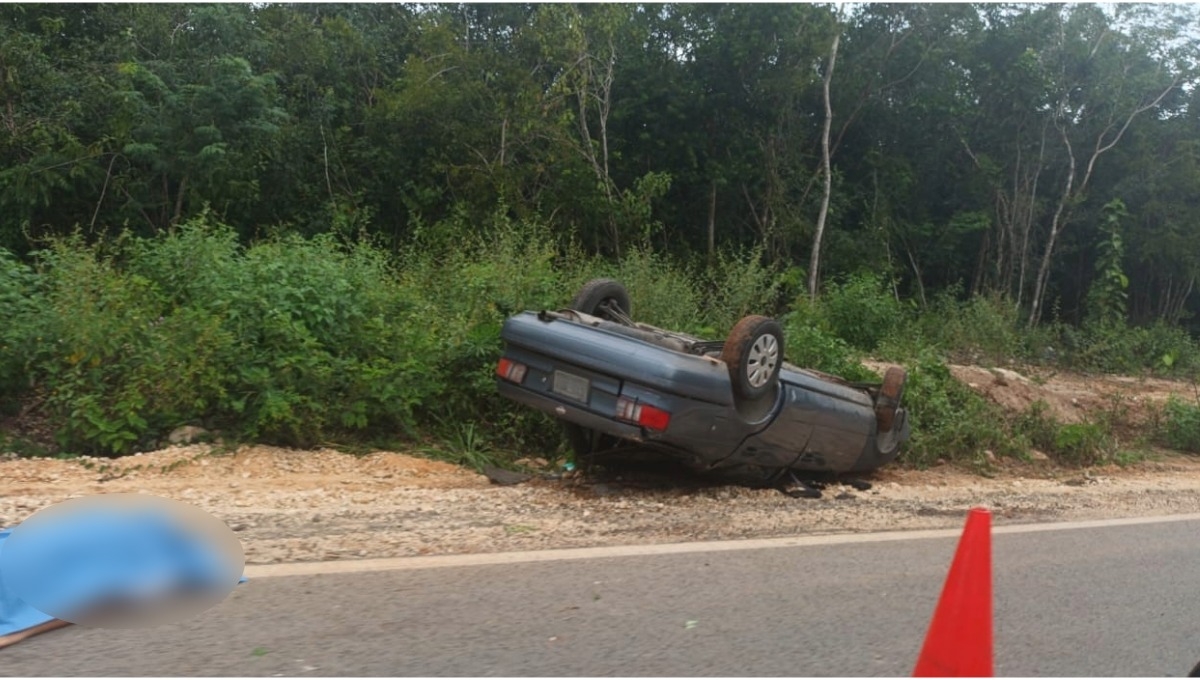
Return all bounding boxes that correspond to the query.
[4,365,1200,565]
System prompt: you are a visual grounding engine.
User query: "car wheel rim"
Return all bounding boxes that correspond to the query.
[746,334,779,388]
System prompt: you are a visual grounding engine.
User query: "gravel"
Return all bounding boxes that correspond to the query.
[4,444,1200,565]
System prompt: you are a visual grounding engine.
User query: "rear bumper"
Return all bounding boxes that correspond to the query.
[496,381,647,442]
[501,312,734,406]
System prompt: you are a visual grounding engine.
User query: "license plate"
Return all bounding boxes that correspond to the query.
[552,370,590,403]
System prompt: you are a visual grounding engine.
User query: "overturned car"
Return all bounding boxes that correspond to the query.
[495,279,910,490]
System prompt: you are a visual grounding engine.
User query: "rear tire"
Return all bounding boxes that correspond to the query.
[721,315,785,401]
[875,366,907,432]
[570,279,632,322]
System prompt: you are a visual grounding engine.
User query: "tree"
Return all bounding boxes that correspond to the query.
[1025,4,1190,326]
[808,11,840,300]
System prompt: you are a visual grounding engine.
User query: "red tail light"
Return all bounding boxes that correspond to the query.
[616,396,671,432]
[496,358,528,383]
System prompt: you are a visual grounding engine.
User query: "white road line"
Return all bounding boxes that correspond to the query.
[243,511,1200,579]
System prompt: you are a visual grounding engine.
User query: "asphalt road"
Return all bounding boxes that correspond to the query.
[4,516,1200,677]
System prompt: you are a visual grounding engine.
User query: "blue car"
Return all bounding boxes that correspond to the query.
[496,279,910,491]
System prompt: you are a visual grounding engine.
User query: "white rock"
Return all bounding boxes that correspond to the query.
[168,425,210,445]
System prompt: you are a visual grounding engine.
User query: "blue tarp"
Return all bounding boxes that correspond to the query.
[0,529,56,637]
[0,518,246,638]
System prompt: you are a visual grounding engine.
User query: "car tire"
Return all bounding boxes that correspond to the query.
[721,315,785,402]
[570,278,632,322]
[875,366,907,432]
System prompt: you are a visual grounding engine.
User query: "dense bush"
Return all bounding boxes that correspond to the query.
[1054,321,1200,377]
[1159,397,1200,453]
[0,248,41,413]
[780,313,878,384]
[1013,400,1117,466]
[898,350,1024,468]
[12,220,448,454]
[808,273,904,353]
[5,210,1200,469]
[916,289,1024,366]
[0,211,795,458]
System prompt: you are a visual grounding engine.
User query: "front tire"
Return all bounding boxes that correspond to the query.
[721,315,785,401]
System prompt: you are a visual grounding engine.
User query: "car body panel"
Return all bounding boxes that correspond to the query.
[497,310,909,476]
[502,312,735,406]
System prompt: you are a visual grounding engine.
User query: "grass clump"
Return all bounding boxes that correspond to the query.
[1013,400,1117,466]
[898,351,1024,468]
[1158,396,1200,453]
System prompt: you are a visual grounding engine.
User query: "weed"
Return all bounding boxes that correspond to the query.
[1159,396,1200,453]
[899,350,1026,468]
[811,272,904,353]
[1112,449,1147,467]
[1014,401,1116,466]
[418,423,501,472]
[1052,422,1114,466]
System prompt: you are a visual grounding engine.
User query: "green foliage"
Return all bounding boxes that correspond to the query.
[915,288,1023,366]
[1159,397,1200,453]
[812,273,904,352]
[899,350,1023,468]
[1014,401,1115,466]
[0,247,42,411]
[1052,422,1115,466]
[3,3,1200,470]
[780,311,877,383]
[609,248,706,334]
[1085,199,1131,328]
[1014,401,1059,453]
[698,245,783,333]
[9,216,444,455]
[1055,320,1200,377]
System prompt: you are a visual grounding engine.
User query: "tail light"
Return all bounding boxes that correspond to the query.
[496,357,528,384]
[616,396,671,432]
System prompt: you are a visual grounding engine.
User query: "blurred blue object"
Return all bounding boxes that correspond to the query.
[0,529,56,637]
[0,516,247,637]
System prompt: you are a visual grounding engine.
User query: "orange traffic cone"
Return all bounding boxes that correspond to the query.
[913,507,993,677]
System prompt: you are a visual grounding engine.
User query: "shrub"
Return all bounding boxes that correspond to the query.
[814,272,904,352]
[698,245,782,333]
[1014,401,1059,453]
[1160,396,1200,453]
[1014,400,1115,466]
[780,312,877,383]
[14,217,454,455]
[29,239,166,452]
[0,247,42,413]
[899,350,1025,468]
[1051,318,1200,377]
[1052,422,1114,466]
[926,290,1022,366]
[609,247,706,334]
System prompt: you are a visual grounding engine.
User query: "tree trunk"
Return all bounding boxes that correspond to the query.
[1028,124,1076,327]
[904,244,928,308]
[1016,124,1047,307]
[1027,75,1179,326]
[972,228,990,297]
[808,28,840,301]
[707,179,717,261]
[171,174,188,228]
